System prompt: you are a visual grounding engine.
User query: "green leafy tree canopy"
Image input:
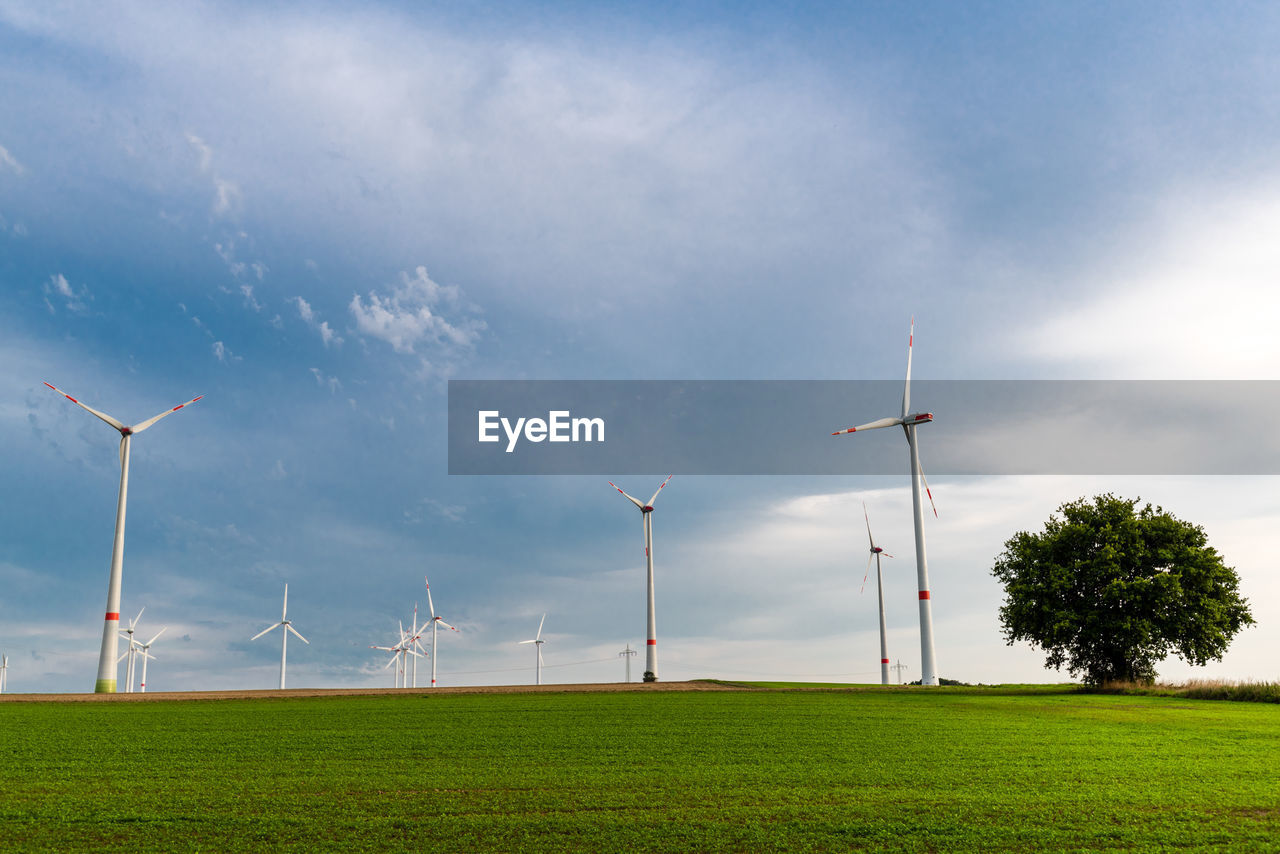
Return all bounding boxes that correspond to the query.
[991,494,1254,685]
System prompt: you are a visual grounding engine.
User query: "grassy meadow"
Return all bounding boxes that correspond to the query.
[1,684,1278,851]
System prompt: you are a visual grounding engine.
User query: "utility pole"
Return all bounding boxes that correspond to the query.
[619,644,637,683]
[891,659,908,685]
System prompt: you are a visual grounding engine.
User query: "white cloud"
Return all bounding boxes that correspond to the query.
[309,367,341,393]
[350,266,483,355]
[186,132,213,172]
[1020,182,1280,379]
[42,273,89,313]
[240,284,262,312]
[0,143,25,175]
[212,341,241,363]
[213,177,240,216]
[292,295,344,347]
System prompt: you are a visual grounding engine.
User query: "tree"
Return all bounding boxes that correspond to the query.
[991,494,1253,685]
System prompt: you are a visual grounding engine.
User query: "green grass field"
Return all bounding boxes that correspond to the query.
[2,685,1278,851]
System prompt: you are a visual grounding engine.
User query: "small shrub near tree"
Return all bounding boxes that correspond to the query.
[991,494,1253,686]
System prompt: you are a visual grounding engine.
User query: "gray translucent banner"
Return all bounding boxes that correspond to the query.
[447,380,1280,475]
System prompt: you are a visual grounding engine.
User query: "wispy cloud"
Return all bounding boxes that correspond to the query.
[350,266,484,355]
[292,296,343,347]
[309,367,342,394]
[0,143,25,175]
[42,273,89,314]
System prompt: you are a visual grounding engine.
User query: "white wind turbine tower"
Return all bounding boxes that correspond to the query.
[608,476,672,682]
[251,584,309,689]
[423,576,459,688]
[403,607,427,689]
[860,503,894,686]
[117,608,146,693]
[44,382,203,693]
[518,614,547,685]
[832,318,941,686]
[136,627,166,693]
[0,653,7,694]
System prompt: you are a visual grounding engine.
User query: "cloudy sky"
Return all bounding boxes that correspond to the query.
[3,1,1279,692]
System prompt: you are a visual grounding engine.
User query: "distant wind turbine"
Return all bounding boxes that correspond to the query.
[136,627,166,693]
[44,382,203,693]
[251,584,309,689]
[860,503,894,686]
[117,608,146,693]
[832,319,941,686]
[518,614,547,685]
[0,653,7,694]
[423,576,459,688]
[609,476,672,682]
[371,621,421,688]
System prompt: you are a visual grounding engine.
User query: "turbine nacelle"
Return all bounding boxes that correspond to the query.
[905,412,933,425]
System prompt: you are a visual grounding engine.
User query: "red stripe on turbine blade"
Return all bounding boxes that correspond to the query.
[105,612,120,620]
[647,639,657,645]
[918,591,930,600]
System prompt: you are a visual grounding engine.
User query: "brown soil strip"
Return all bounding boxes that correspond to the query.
[0,679,752,703]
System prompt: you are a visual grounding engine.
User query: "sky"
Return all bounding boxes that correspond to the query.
[2,1,1279,693]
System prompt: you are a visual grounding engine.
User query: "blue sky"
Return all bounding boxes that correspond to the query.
[2,1,1279,692]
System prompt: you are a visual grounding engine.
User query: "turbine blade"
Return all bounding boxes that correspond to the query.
[646,475,673,508]
[538,647,545,667]
[282,584,289,621]
[861,552,873,595]
[902,316,914,420]
[425,576,436,619]
[608,481,645,509]
[143,627,167,646]
[832,417,901,436]
[436,619,458,633]
[117,650,129,664]
[863,502,874,548]
[128,394,204,435]
[251,622,283,641]
[518,639,536,644]
[383,655,398,670]
[131,607,145,629]
[43,382,127,432]
[916,449,939,518]
[286,624,309,644]
[536,613,546,640]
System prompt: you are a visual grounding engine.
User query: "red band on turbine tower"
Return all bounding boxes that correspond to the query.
[105,612,119,621]
[881,658,890,664]
[647,639,657,645]
[918,591,930,600]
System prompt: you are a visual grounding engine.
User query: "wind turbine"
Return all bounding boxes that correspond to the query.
[832,318,940,686]
[608,476,672,682]
[136,627,166,693]
[860,503,894,686]
[619,643,637,683]
[251,584,309,689]
[117,608,146,693]
[423,576,459,688]
[1,653,7,694]
[44,381,202,693]
[518,614,547,685]
[371,622,422,688]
